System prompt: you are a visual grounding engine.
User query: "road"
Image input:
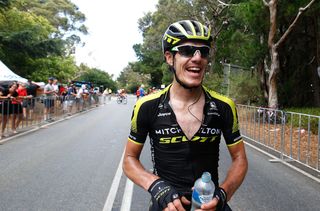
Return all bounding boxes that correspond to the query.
[0,95,319,211]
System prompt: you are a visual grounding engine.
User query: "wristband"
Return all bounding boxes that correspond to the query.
[148,178,179,209]
[215,187,227,211]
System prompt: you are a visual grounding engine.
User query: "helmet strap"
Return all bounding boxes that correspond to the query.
[169,62,200,90]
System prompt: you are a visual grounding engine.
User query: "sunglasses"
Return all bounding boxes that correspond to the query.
[171,45,211,58]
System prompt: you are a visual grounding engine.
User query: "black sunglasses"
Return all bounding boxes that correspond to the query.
[171,45,211,58]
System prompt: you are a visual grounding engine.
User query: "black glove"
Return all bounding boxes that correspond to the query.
[148,178,180,209]
[215,187,227,211]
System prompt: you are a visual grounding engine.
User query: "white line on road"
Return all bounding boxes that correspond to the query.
[102,150,125,211]
[120,179,134,211]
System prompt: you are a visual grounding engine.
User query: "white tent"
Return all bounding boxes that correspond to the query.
[0,60,27,82]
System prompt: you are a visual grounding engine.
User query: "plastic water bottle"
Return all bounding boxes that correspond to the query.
[191,172,215,211]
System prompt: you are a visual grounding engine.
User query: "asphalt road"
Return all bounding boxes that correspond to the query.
[0,95,319,211]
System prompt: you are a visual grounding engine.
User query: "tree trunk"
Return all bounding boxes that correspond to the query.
[264,0,316,108]
[268,45,279,108]
[266,0,279,108]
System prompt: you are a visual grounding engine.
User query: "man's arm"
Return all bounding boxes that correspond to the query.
[201,141,248,210]
[123,140,188,211]
[220,141,248,200]
[122,140,159,190]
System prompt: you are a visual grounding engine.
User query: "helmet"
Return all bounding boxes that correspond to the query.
[162,20,213,53]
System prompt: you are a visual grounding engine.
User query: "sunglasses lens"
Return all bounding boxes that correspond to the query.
[175,46,210,58]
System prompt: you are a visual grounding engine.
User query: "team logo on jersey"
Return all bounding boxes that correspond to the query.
[159,135,218,144]
[155,127,182,135]
[157,112,172,117]
[209,101,218,110]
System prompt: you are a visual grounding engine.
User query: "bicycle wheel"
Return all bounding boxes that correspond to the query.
[123,97,127,104]
[116,97,121,104]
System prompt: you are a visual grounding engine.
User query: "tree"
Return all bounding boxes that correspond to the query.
[263,0,316,108]
[0,0,88,80]
[117,64,151,93]
[76,66,117,91]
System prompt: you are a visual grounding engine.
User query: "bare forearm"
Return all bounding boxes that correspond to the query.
[123,154,159,191]
[220,143,248,201]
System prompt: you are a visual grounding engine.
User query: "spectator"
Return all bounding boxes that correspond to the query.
[17,82,32,119]
[139,84,145,98]
[43,77,55,122]
[26,79,39,120]
[0,86,10,139]
[75,84,85,112]
[103,88,109,104]
[8,83,22,134]
[136,86,140,100]
[52,78,60,108]
[65,84,77,115]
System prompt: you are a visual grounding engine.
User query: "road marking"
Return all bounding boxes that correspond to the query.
[120,179,134,211]
[102,150,125,211]
[244,138,320,183]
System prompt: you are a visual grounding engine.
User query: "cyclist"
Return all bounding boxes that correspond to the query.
[123,20,248,211]
[117,89,127,102]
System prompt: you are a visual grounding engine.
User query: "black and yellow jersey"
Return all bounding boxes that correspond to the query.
[128,85,242,193]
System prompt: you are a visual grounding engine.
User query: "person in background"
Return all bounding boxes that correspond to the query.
[66,84,77,115]
[0,86,9,139]
[108,88,112,101]
[8,83,22,134]
[139,84,145,98]
[52,78,60,108]
[103,88,109,104]
[136,86,140,100]
[43,77,55,122]
[123,20,248,211]
[17,82,32,119]
[75,84,85,112]
[26,79,39,120]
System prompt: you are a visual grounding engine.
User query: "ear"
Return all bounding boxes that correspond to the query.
[164,51,174,66]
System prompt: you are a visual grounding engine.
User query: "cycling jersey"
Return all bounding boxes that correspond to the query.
[128,85,242,193]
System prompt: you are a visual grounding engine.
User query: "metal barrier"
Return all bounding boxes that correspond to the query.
[0,94,103,139]
[237,105,320,174]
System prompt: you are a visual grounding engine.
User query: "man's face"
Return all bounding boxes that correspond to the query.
[48,79,53,84]
[165,41,210,88]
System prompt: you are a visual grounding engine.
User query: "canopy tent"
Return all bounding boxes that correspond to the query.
[0,60,27,83]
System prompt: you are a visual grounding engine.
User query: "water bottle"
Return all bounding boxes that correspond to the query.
[191,172,215,211]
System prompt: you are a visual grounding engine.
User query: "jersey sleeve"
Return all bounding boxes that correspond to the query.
[128,100,150,145]
[221,99,242,146]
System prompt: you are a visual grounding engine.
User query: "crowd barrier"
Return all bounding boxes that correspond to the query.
[237,104,320,175]
[0,94,104,140]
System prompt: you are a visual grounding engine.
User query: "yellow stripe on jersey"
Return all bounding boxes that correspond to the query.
[203,86,239,133]
[227,138,243,147]
[128,137,144,145]
[131,85,171,133]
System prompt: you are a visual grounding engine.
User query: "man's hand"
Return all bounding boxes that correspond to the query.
[198,187,227,211]
[148,178,185,210]
[215,187,227,211]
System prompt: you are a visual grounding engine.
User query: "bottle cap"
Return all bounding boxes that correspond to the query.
[201,172,211,183]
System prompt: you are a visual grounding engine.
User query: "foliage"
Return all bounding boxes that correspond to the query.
[76,67,117,92]
[130,0,319,108]
[0,0,90,83]
[117,64,151,93]
[28,56,77,82]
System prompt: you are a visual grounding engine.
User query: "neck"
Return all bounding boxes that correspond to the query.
[170,82,203,104]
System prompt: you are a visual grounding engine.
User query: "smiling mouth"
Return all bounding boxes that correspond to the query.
[186,67,201,73]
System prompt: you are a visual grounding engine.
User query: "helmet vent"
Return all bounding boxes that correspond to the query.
[170,26,180,33]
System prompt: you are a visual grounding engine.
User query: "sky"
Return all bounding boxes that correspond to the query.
[70,0,158,79]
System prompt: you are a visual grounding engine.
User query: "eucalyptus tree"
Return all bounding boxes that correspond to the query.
[262,0,317,108]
